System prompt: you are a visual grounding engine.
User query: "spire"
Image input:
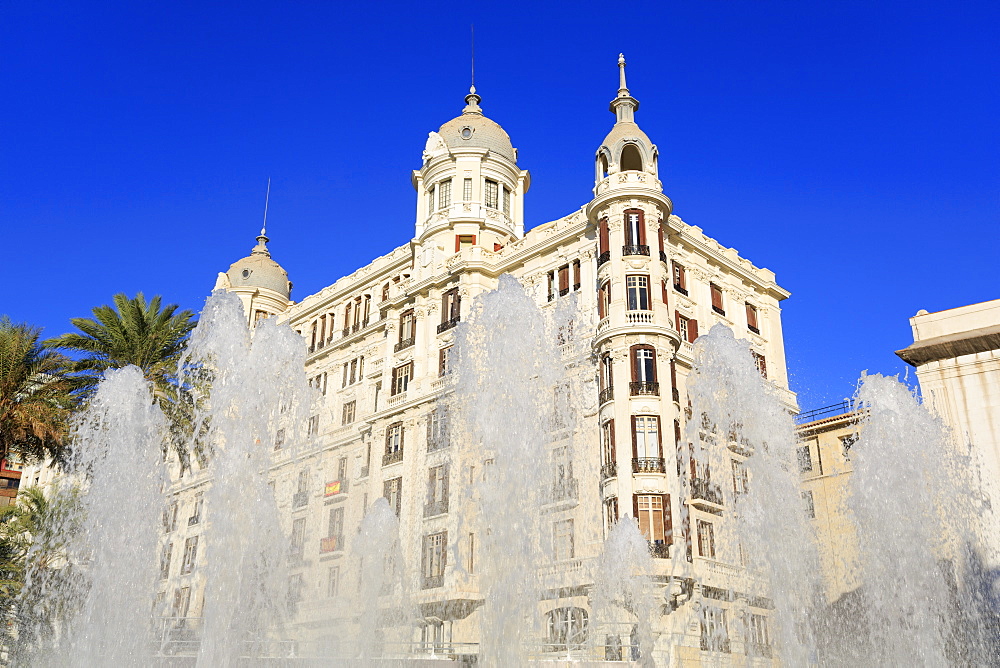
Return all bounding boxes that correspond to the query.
[252,179,272,257]
[610,53,639,124]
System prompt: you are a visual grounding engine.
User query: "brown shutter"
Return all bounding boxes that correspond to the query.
[632,494,639,522]
[636,210,646,245]
[441,292,449,323]
[453,292,461,320]
[599,218,609,255]
[690,442,697,479]
[675,310,682,334]
[670,359,678,395]
[631,416,639,460]
[655,415,662,457]
[558,266,569,292]
[662,280,668,305]
[573,260,581,287]
[658,226,665,254]
[442,465,449,506]
[629,345,639,382]
[689,319,699,342]
[441,531,448,568]
[650,348,658,383]
[663,494,673,545]
[746,303,757,329]
[598,284,606,319]
[428,467,436,501]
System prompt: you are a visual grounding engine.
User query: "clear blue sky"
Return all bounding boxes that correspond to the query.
[2,1,997,411]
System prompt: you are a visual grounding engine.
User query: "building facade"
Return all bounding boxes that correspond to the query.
[161,56,796,664]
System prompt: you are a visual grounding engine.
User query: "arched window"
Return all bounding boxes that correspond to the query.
[620,144,643,172]
[599,153,609,178]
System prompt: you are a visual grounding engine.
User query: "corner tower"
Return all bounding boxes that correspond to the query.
[412,87,530,251]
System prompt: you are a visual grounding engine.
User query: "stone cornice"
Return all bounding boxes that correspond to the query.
[896,325,1000,366]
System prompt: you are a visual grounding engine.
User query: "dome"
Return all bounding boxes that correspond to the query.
[600,121,653,154]
[436,88,517,163]
[226,234,292,299]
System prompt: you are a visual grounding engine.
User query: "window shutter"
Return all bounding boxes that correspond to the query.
[670,359,678,395]
[400,423,406,451]
[689,319,699,342]
[650,348,658,383]
[689,442,697,479]
[599,219,609,255]
[663,494,673,545]
[421,535,427,578]
[636,210,646,245]
[658,226,665,254]
[428,468,435,502]
[441,532,448,568]
[654,415,663,457]
[631,416,639,460]
[598,284,606,319]
[675,310,682,334]
[632,494,639,522]
[662,280,668,305]
[629,345,639,383]
[453,292,461,320]
[746,303,758,330]
[442,465,449,504]
[558,266,569,292]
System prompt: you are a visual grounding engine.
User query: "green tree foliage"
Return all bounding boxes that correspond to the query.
[45,293,198,466]
[0,317,76,466]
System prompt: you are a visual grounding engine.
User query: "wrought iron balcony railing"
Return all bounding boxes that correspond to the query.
[383,449,403,467]
[632,457,666,474]
[623,244,650,257]
[691,477,724,506]
[598,387,614,405]
[650,540,670,559]
[551,478,579,502]
[712,306,726,316]
[601,462,617,481]
[659,250,668,263]
[423,499,449,518]
[597,250,610,267]
[629,381,659,396]
[437,317,460,333]
[394,337,415,352]
[292,491,309,508]
[422,574,444,590]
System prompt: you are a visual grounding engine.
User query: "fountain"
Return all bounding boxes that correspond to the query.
[10,278,999,666]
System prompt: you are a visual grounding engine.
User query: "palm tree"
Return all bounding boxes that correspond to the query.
[0,317,75,466]
[44,293,198,465]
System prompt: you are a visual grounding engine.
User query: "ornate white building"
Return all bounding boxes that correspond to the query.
[162,56,796,665]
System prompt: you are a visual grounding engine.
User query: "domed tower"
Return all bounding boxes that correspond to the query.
[214,226,292,326]
[412,87,530,251]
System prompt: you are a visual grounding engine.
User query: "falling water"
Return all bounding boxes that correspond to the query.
[54,366,166,666]
[684,324,822,665]
[453,274,560,665]
[182,290,310,666]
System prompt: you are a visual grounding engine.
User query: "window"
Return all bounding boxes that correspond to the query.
[732,459,749,495]
[546,607,588,649]
[634,494,671,546]
[173,586,191,619]
[626,275,650,311]
[391,363,412,396]
[384,477,402,517]
[426,464,449,516]
[700,606,730,653]
[398,309,415,345]
[558,265,569,296]
[553,519,575,561]
[840,434,857,459]
[463,178,472,201]
[624,209,645,247]
[439,179,451,208]
[181,536,199,574]
[160,542,172,579]
[287,574,304,612]
[290,517,306,560]
[605,497,619,530]
[189,493,203,526]
[327,566,340,598]
[601,420,616,475]
[710,283,725,316]
[327,506,344,541]
[676,312,698,343]
[752,352,767,379]
[620,143,642,171]
[746,303,759,334]
[598,218,610,261]
[631,345,657,383]
[672,261,687,294]
[748,614,770,657]
[307,414,320,436]
[441,288,460,326]
[551,446,575,500]
[381,283,390,302]
[697,519,716,558]
[427,185,436,213]
[631,415,661,460]
[385,422,404,465]
[802,490,816,519]
[438,346,452,376]
[349,358,358,385]
[598,281,611,319]
[599,353,614,403]
[456,234,475,251]
[502,186,510,216]
[422,531,447,588]
[427,407,450,451]
[797,445,813,473]
[484,179,499,209]
[163,501,178,533]
[342,401,356,426]
[547,271,556,302]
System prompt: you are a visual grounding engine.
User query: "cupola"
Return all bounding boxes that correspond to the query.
[214,226,292,325]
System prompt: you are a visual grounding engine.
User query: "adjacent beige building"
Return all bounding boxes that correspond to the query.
[161,56,797,665]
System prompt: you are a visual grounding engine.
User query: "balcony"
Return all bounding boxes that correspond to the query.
[712,306,726,316]
[673,284,688,296]
[625,310,653,325]
[559,287,569,297]
[632,457,666,474]
[319,535,344,554]
[394,336,415,353]
[672,387,680,402]
[622,244,650,257]
[422,574,444,590]
[629,381,659,396]
[437,317,460,334]
[748,324,760,335]
[597,250,610,267]
[292,491,309,509]
[598,387,614,405]
[188,515,200,527]
[601,462,617,481]
[692,477,724,507]
[650,540,670,559]
[383,449,403,466]
[659,250,667,263]
[551,478,579,502]
[423,499,449,518]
